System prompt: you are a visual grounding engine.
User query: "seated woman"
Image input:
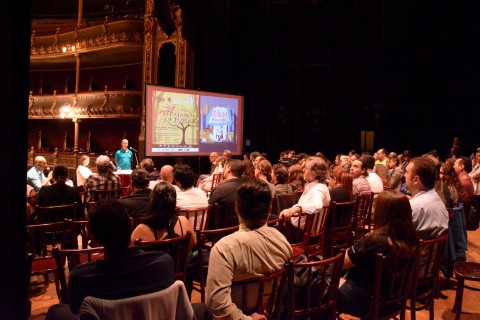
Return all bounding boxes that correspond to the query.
[328,166,354,203]
[271,163,297,195]
[131,181,196,251]
[337,190,420,318]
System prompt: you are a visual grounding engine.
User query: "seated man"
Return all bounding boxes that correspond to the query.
[208,159,245,207]
[27,155,53,193]
[206,179,292,320]
[84,155,121,203]
[46,198,175,320]
[119,169,151,218]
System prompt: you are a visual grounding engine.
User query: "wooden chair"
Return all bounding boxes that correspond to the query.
[327,199,356,258]
[195,225,240,302]
[208,203,238,229]
[34,202,79,223]
[134,232,192,282]
[176,206,210,231]
[26,220,68,300]
[27,252,33,318]
[233,267,287,319]
[271,192,299,216]
[283,212,314,258]
[363,252,419,320]
[211,173,223,191]
[53,246,105,304]
[305,205,331,259]
[285,251,345,320]
[84,189,122,213]
[408,233,448,320]
[452,261,480,320]
[352,193,375,240]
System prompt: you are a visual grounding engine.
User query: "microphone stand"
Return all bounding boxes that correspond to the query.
[133,150,139,169]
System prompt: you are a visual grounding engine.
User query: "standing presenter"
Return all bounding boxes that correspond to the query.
[114,139,133,170]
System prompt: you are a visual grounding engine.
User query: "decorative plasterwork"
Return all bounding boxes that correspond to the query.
[28,90,142,119]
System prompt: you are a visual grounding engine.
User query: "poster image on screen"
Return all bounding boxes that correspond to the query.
[145,84,244,157]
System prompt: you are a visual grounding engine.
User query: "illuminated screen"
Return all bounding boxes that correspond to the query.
[145,84,244,156]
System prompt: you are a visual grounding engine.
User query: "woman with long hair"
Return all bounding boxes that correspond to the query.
[131,181,196,250]
[328,166,354,202]
[337,190,420,317]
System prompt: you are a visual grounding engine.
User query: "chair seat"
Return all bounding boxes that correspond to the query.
[291,245,304,259]
[454,261,480,281]
[31,257,57,273]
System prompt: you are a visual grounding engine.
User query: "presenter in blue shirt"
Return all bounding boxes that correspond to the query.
[114,139,133,170]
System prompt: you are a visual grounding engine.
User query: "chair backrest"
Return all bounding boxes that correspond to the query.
[176,206,210,231]
[306,205,331,258]
[412,233,449,296]
[353,192,375,240]
[195,225,240,302]
[209,203,238,229]
[134,232,191,282]
[53,246,105,303]
[34,202,79,223]
[285,251,345,320]
[211,173,223,191]
[233,267,287,319]
[283,212,313,248]
[272,192,299,216]
[368,252,419,320]
[92,189,122,201]
[327,199,356,258]
[26,220,68,257]
[78,280,195,320]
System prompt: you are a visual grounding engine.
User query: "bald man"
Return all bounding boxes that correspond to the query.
[27,156,53,192]
[149,165,179,191]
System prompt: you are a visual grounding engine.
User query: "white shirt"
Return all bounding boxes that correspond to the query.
[366,171,384,193]
[292,181,330,229]
[76,165,93,187]
[176,187,209,230]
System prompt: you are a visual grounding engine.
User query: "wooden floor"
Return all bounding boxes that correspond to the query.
[30,228,480,320]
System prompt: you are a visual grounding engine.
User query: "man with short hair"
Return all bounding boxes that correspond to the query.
[27,156,53,192]
[119,169,151,218]
[206,179,292,320]
[174,164,208,209]
[46,198,175,319]
[84,155,121,202]
[114,138,133,170]
[404,157,449,239]
[351,158,372,197]
[222,149,232,161]
[361,155,384,194]
[208,159,245,207]
[375,148,388,167]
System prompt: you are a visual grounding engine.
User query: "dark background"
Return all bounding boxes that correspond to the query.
[178,0,480,161]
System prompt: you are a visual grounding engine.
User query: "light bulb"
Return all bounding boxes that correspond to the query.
[62,46,67,53]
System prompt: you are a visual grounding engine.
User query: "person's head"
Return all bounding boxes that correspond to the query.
[242,160,255,178]
[121,139,129,151]
[243,153,250,161]
[236,179,272,229]
[361,155,375,171]
[404,156,436,196]
[159,165,174,183]
[340,155,351,168]
[80,155,90,167]
[222,150,232,160]
[388,155,399,169]
[209,152,218,164]
[255,159,272,182]
[224,159,245,179]
[454,156,472,174]
[427,150,439,159]
[139,158,155,173]
[88,198,132,256]
[250,151,260,162]
[377,148,387,161]
[329,166,353,199]
[173,163,197,190]
[303,156,328,183]
[34,156,48,170]
[95,155,113,174]
[350,159,367,178]
[373,190,419,255]
[144,181,177,230]
[130,169,149,189]
[296,153,309,166]
[403,150,412,161]
[271,163,289,185]
[52,163,69,185]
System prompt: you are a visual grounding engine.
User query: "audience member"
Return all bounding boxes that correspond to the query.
[242,159,255,178]
[454,156,475,197]
[470,149,480,195]
[337,190,420,318]
[288,163,306,192]
[118,169,151,218]
[27,155,53,192]
[174,164,208,209]
[45,198,176,320]
[271,163,297,195]
[36,163,83,218]
[350,158,372,197]
[76,155,92,190]
[131,181,196,251]
[404,157,448,239]
[198,156,224,192]
[362,155,384,194]
[280,156,331,229]
[387,154,404,191]
[374,148,388,167]
[449,136,465,159]
[222,149,232,161]
[84,155,121,202]
[254,159,276,196]
[340,155,352,173]
[114,138,133,170]
[139,158,159,181]
[206,179,292,319]
[208,159,245,207]
[328,166,354,202]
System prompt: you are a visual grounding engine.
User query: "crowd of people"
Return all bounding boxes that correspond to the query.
[26,137,480,319]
